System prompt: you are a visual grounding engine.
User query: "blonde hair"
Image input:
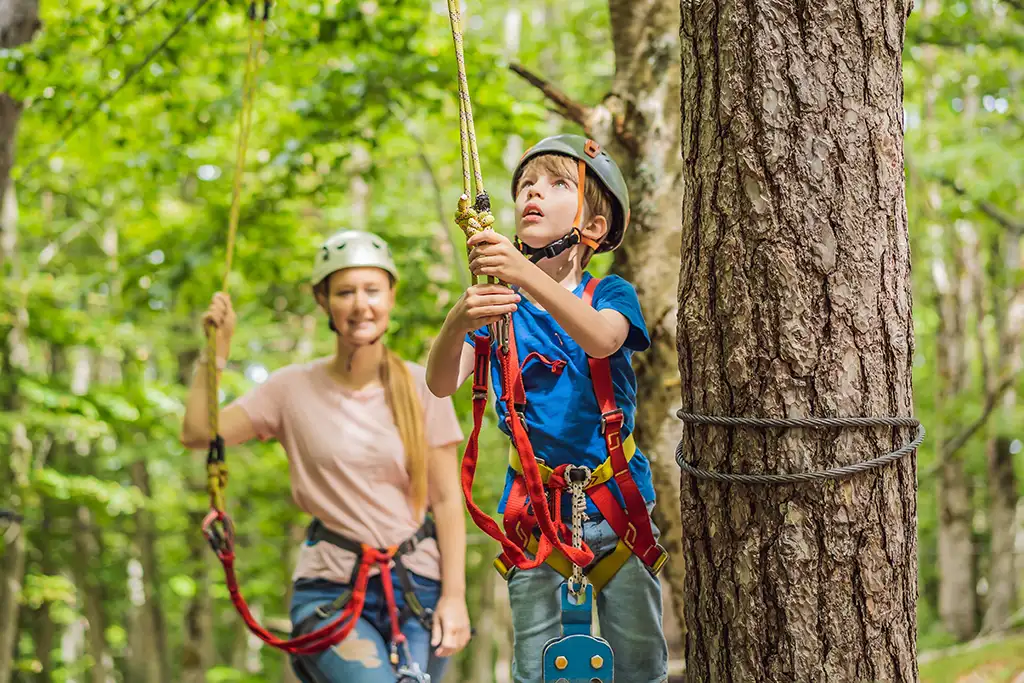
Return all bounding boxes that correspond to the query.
[313,277,428,516]
[380,349,429,517]
[516,154,614,264]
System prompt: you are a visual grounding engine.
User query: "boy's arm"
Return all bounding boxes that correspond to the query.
[426,321,476,398]
[522,274,630,359]
[426,284,520,397]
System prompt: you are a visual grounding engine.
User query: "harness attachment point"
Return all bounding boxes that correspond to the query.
[599,409,624,435]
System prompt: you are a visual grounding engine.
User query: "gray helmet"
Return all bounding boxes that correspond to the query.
[511,134,630,253]
[311,230,398,287]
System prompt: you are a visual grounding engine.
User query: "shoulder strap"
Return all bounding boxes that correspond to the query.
[582,276,667,570]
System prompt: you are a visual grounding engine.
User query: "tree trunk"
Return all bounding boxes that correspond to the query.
[983,234,1022,633]
[70,507,114,683]
[982,435,1017,632]
[936,456,975,639]
[0,183,29,683]
[677,0,917,680]
[511,0,687,650]
[179,347,217,683]
[933,237,977,641]
[130,459,171,683]
[0,5,40,681]
[603,0,687,651]
[31,506,57,680]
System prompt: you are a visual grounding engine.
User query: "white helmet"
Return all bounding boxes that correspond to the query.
[311,230,398,287]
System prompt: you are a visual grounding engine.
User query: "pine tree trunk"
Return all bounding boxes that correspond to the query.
[677,0,917,680]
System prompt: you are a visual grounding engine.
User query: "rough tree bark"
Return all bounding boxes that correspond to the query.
[677,0,918,680]
[510,0,687,650]
[0,3,40,681]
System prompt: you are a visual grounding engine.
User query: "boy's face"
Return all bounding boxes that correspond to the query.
[513,170,582,249]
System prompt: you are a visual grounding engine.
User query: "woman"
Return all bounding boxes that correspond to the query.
[180,229,472,682]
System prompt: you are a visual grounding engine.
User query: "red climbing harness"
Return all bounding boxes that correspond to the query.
[204,512,426,657]
[461,277,669,587]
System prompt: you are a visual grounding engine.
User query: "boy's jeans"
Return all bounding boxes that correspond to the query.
[506,508,669,683]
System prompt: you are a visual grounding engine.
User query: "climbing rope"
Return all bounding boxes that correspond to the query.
[203,0,268,532]
[446,0,510,354]
[675,412,925,485]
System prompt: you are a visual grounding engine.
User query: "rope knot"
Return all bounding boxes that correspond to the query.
[455,194,495,238]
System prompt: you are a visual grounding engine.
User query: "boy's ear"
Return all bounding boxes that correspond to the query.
[581,214,608,246]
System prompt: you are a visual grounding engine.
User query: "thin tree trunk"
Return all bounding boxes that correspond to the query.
[934,236,978,640]
[70,506,114,683]
[678,0,917,680]
[179,347,216,683]
[983,435,1017,632]
[130,459,170,683]
[510,0,687,649]
[0,188,30,683]
[30,505,58,680]
[0,5,42,676]
[983,232,1022,633]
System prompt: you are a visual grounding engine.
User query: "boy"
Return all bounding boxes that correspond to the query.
[426,135,668,683]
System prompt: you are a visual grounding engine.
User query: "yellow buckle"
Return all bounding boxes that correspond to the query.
[493,556,511,579]
[650,546,670,576]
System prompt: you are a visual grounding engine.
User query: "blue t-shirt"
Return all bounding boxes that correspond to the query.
[466,272,656,519]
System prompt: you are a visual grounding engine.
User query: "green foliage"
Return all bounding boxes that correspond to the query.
[1,0,1020,680]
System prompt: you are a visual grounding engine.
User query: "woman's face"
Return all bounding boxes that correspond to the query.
[318,267,395,345]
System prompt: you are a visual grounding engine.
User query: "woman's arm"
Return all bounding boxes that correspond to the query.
[427,442,472,656]
[180,292,259,449]
[180,364,257,448]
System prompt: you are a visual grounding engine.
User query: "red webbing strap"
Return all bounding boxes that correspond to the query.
[461,334,550,569]
[215,542,392,655]
[581,277,663,567]
[461,330,593,569]
[498,320,593,567]
[379,550,406,650]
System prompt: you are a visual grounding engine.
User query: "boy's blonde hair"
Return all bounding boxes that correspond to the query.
[516,154,614,265]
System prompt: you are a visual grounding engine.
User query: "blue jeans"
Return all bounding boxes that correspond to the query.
[506,510,668,683]
[289,570,448,683]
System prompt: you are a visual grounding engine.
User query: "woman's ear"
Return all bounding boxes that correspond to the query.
[314,287,329,313]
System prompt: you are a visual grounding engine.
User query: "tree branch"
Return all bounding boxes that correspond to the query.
[388,103,469,290]
[509,62,592,132]
[935,174,1023,236]
[941,375,1016,458]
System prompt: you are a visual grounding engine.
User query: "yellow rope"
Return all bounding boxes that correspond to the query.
[206,3,268,513]
[446,1,511,350]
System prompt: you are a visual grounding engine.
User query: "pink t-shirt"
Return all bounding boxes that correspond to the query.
[230,357,464,585]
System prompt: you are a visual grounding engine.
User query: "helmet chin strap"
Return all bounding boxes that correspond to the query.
[515,159,600,263]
